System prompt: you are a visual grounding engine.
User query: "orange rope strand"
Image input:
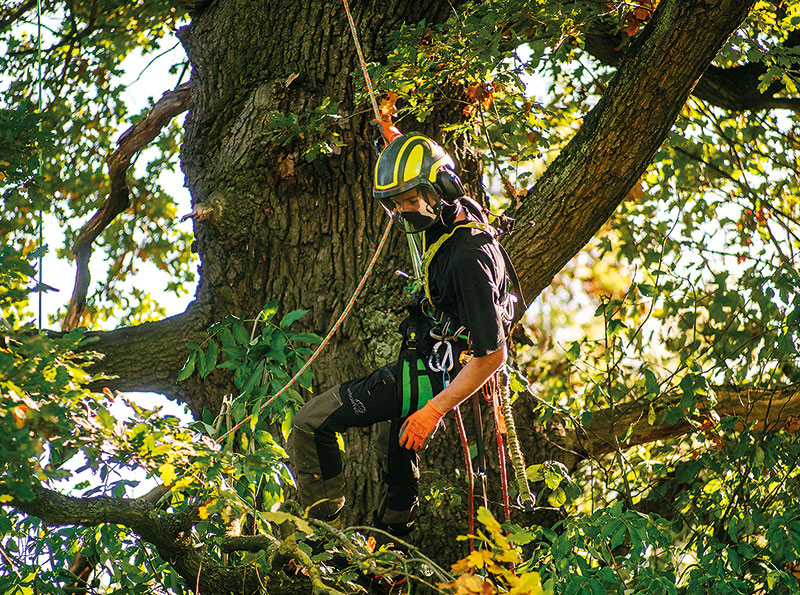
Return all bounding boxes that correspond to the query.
[342,0,381,120]
[217,218,393,442]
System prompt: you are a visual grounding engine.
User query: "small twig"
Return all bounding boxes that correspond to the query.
[0,543,21,579]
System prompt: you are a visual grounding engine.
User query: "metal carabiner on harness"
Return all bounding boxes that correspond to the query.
[428,339,454,373]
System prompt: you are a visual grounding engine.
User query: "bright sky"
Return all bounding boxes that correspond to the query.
[39,39,193,328]
[36,39,196,431]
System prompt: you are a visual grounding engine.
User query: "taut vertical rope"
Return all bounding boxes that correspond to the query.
[36,0,44,329]
[341,0,381,120]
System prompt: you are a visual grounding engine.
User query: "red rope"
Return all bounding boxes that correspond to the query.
[454,405,476,552]
[491,381,511,521]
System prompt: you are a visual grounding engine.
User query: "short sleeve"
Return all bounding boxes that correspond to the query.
[448,237,507,357]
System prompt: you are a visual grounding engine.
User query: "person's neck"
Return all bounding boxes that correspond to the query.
[423,201,467,244]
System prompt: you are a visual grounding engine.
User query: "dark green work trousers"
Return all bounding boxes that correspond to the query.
[288,359,443,534]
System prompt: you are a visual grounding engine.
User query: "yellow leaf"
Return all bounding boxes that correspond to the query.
[12,404,28,429]
[496,548,522,563]
[158,462,176,486]
[509,571,544,595]
[465,549,493,569]
[476,507,503,537]
[451,557,472,574]
[173,476,193,489]
[439,573,494,595]
[198,505,210,519]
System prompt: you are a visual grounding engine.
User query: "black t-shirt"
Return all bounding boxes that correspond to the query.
[424,223,512,357]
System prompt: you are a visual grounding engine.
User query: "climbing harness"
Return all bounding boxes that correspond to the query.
[395,191,535,548]
[339,0,535,542]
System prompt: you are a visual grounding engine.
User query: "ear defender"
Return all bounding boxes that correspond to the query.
[435,168,466,201]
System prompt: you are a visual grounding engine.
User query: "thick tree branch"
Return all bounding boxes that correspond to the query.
[6,485,325,595]
[583,28,800,114]
[77,302,216,414]
[6,485,259,594]
[573,383,800,457]
[64,485,171,594]
[63,83,192,332]
[507,0,756,302]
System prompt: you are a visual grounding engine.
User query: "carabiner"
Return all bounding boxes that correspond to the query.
[428,340,454,372]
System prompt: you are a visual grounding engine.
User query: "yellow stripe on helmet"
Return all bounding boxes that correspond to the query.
[428,157,450,182]
[374,135,435,191]
[403,144,424,182]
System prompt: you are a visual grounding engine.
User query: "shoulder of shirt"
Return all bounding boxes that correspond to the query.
[445,225,496,266]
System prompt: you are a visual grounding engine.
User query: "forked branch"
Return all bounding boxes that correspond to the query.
[63,82,191,331]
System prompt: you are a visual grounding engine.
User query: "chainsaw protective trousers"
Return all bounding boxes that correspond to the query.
[288,361,428,533]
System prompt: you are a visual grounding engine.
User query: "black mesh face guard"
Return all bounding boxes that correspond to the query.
[378,186,441,233]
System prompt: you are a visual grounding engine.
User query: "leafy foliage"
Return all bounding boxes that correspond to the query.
[0,248,314,592]
[0,0,194,326]
[1,0,800,593]
[177,301,322,447]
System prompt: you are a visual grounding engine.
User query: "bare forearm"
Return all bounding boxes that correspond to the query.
[430,346,506,411]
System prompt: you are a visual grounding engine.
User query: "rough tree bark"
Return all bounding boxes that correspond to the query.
[94,0,757,550]
[32,0,781,590]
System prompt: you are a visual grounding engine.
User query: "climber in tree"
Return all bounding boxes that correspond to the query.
[288,133,517,538]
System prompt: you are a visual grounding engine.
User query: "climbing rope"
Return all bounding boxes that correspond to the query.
[216,0,392,443]
[217,217,393,442]
[341,0,381,121]
[36,0,44,329]
[498,367,536,511]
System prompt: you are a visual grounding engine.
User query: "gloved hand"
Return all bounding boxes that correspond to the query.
[399,401,446,450]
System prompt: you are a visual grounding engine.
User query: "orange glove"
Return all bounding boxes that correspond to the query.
[399,401,446,450]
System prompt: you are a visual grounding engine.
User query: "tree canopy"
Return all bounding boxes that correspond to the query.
[1,0,800,594]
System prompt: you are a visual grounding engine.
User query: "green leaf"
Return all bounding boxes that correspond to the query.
[242,361,266,395]
[607,318,628,335]
[220,328,236,349]
[280,309,308,328]
[566,341,581,361]
[201,340,219,379]
[526,464,544,482]
[643,368,660,395]
[291,332,323,345]
[176,352,196,382]
[544,467,562,490]
[638,283,657,297]
[96,407,115,430]
[610,522,627,550]
[753,446,764,471]
[548,486,566,507]
[261,300,279,322]
[232,323,251,347]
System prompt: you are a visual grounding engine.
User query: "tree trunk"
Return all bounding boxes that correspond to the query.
[81,0,757,573]
[176,0,475,557]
